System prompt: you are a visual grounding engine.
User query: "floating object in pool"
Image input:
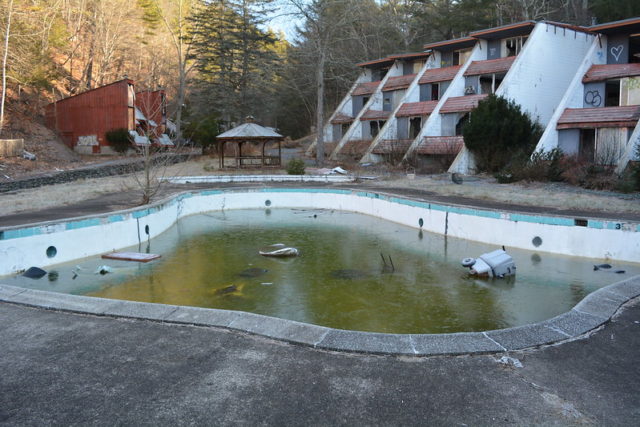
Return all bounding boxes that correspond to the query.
[48,271,59,282]
[95,265,114,275]
[451,173,463,184]
[22,267,47,279]
[380,253,395,273]
[101,252,161,263]
[239,267,268,278]
[462,249,516,278]
[593,263,612,271]
[259,243,299,257]
[330,269,370,280]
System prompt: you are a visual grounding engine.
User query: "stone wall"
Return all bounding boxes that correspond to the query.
[0,154,191,193]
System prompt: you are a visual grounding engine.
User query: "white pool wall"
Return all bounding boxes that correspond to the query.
[1,188,638,276]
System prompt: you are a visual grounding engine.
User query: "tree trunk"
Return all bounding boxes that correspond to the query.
[0,0,14,136]
[315,47,325,166]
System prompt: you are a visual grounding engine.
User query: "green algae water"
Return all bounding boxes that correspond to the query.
[6,209,639,333]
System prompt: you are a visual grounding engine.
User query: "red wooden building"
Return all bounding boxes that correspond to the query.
[135,89,167,138]
[45,79,136,154]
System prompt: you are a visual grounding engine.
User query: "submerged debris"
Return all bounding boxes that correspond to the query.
[593,264,625,274]
[238,267,268,278]
[330,269,370,280]
[259,243,299,257]
[95,265,113,275]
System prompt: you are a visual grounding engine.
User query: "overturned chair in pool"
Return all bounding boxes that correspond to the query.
[462,249,516,278]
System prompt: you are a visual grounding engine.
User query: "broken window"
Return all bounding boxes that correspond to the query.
[383,95,392,111]
[630,35,640,63]
[505,36,527,57]
[431,83,440,101]
[370,120,385,138]
[605,80,620,106]
[455,113,470,136]
[479,74,504,94]
[409,117,422,139]
[579,129,595,162]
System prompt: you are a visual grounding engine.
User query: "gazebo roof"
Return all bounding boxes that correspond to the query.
[217,121,283,140]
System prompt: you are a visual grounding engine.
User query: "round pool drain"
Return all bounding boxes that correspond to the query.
[46,246,57,258]
[532,236,542,247]
[418,218,424,227]
[145,225,150,235]
[265,199,271,207]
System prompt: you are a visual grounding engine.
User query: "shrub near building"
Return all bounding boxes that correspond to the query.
[462,95,542,174]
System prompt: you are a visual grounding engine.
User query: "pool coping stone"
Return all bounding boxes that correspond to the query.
[1,275,638,356]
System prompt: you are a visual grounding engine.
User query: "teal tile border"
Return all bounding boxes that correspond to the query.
[0,187,637,242]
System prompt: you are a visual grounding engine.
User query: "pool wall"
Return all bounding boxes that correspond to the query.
[1,188,639,276]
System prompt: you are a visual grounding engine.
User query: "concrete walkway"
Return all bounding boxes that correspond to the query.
[0,298,638,425]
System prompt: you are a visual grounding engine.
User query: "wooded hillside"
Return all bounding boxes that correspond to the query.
[1,0,639,142]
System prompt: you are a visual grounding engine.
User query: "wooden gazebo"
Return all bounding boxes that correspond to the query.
[216,117,284,168]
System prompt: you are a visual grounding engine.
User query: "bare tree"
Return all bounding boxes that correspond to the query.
[0,0,14,136]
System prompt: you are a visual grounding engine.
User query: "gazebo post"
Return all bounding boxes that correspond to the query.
[237,141,242,168]
[219,141,225,169]
[261,141,266,166]
[278,140,282,166]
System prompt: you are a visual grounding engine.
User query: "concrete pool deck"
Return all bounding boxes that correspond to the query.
[1,181,639,423]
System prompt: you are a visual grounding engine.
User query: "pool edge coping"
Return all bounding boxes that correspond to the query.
[1,275,639,356]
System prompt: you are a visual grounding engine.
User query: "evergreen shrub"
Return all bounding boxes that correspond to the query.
[286,158,305,175]
[105,128,132,153]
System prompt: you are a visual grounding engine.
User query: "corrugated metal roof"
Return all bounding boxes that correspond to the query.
[382,74,417,91]
[329,113,354,124]
[582,63,640,83]
[352,81,380,96]
[440,94,488,113]
[396,101,438,117]
[360,109,391,121]
[464,56,515,76]
[419,65,461,84]
[589,17,640,34]
[557,106,640,129]
[469,21,536,40]
[416,136,464,155]
[217,122,283,139]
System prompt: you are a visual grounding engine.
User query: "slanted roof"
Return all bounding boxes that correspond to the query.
[470,21,536,40]
[439,94,488,113]
[217,121,283,140]
[330,113,354,124]
[360,109,391,121]
[382,74,416,91]
[352,81,380,96]
[416,136,464,155]
[582,63,640,83]
[357,52,430,68]
[419,65,461,84]
[423,37,476,52]
[589,17,640,35]
[557,106,640,129]
[396,101,438,117]
[464,56,516,76]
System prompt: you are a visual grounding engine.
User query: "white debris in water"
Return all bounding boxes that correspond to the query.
[261,282,273,286]
[497,356,523,368]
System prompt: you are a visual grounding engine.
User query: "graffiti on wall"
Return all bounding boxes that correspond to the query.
[584,90,602,107]
[77,135,98,146]
[610,45,624,62]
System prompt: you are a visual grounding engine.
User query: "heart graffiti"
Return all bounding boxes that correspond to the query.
[610,45,624,62]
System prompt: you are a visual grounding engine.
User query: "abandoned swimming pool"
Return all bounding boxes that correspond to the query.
[3,206,640,334]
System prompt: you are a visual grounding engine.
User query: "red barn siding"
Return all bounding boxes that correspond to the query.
[135,90,167,137]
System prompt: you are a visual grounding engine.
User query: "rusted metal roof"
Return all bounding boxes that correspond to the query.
[360,109,391,121]
[556,106,640,129]
[582,63,640,83]
[329,113,353,124]
[589,17,640,35]
[372,139,413,154]
[352,81,380,96]
[439,94,488,113]
[382,74,417,91]
[423,37,476,52]
[464,56,516,76]
[469,21,536,40]
[217,122,283,140]
[416,136,464,155]
[396,101,438,117]
[419,65,461,84]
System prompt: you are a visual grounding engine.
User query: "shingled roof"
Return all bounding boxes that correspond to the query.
[216,121,282,140]
[464,56,516,76]
[396,101,438,117]
[382,74,417,91]
[329,113,354,124]
[439,94,488,113]
[419,65,461,84]
[416,136,464,155]
[360,109,391,121]
[582,63,640,83]
[352,81,380,96]
[557,106,640,129]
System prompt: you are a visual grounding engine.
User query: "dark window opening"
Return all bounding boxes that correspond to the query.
[383,96,392,111]
[431,83,440,101]
[505,36,527,57]
[452,51,460,66]
[479,74,504,94]
[341,123,350,137]
[579,129,596,162]
[455,113,470,136]
[362,96,370,106]
[370,120,385,138]
[630,36,640,63]
[605,80,620,106]
[409,117,422,139]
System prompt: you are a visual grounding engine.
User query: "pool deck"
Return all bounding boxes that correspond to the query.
[1,182,640,424]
